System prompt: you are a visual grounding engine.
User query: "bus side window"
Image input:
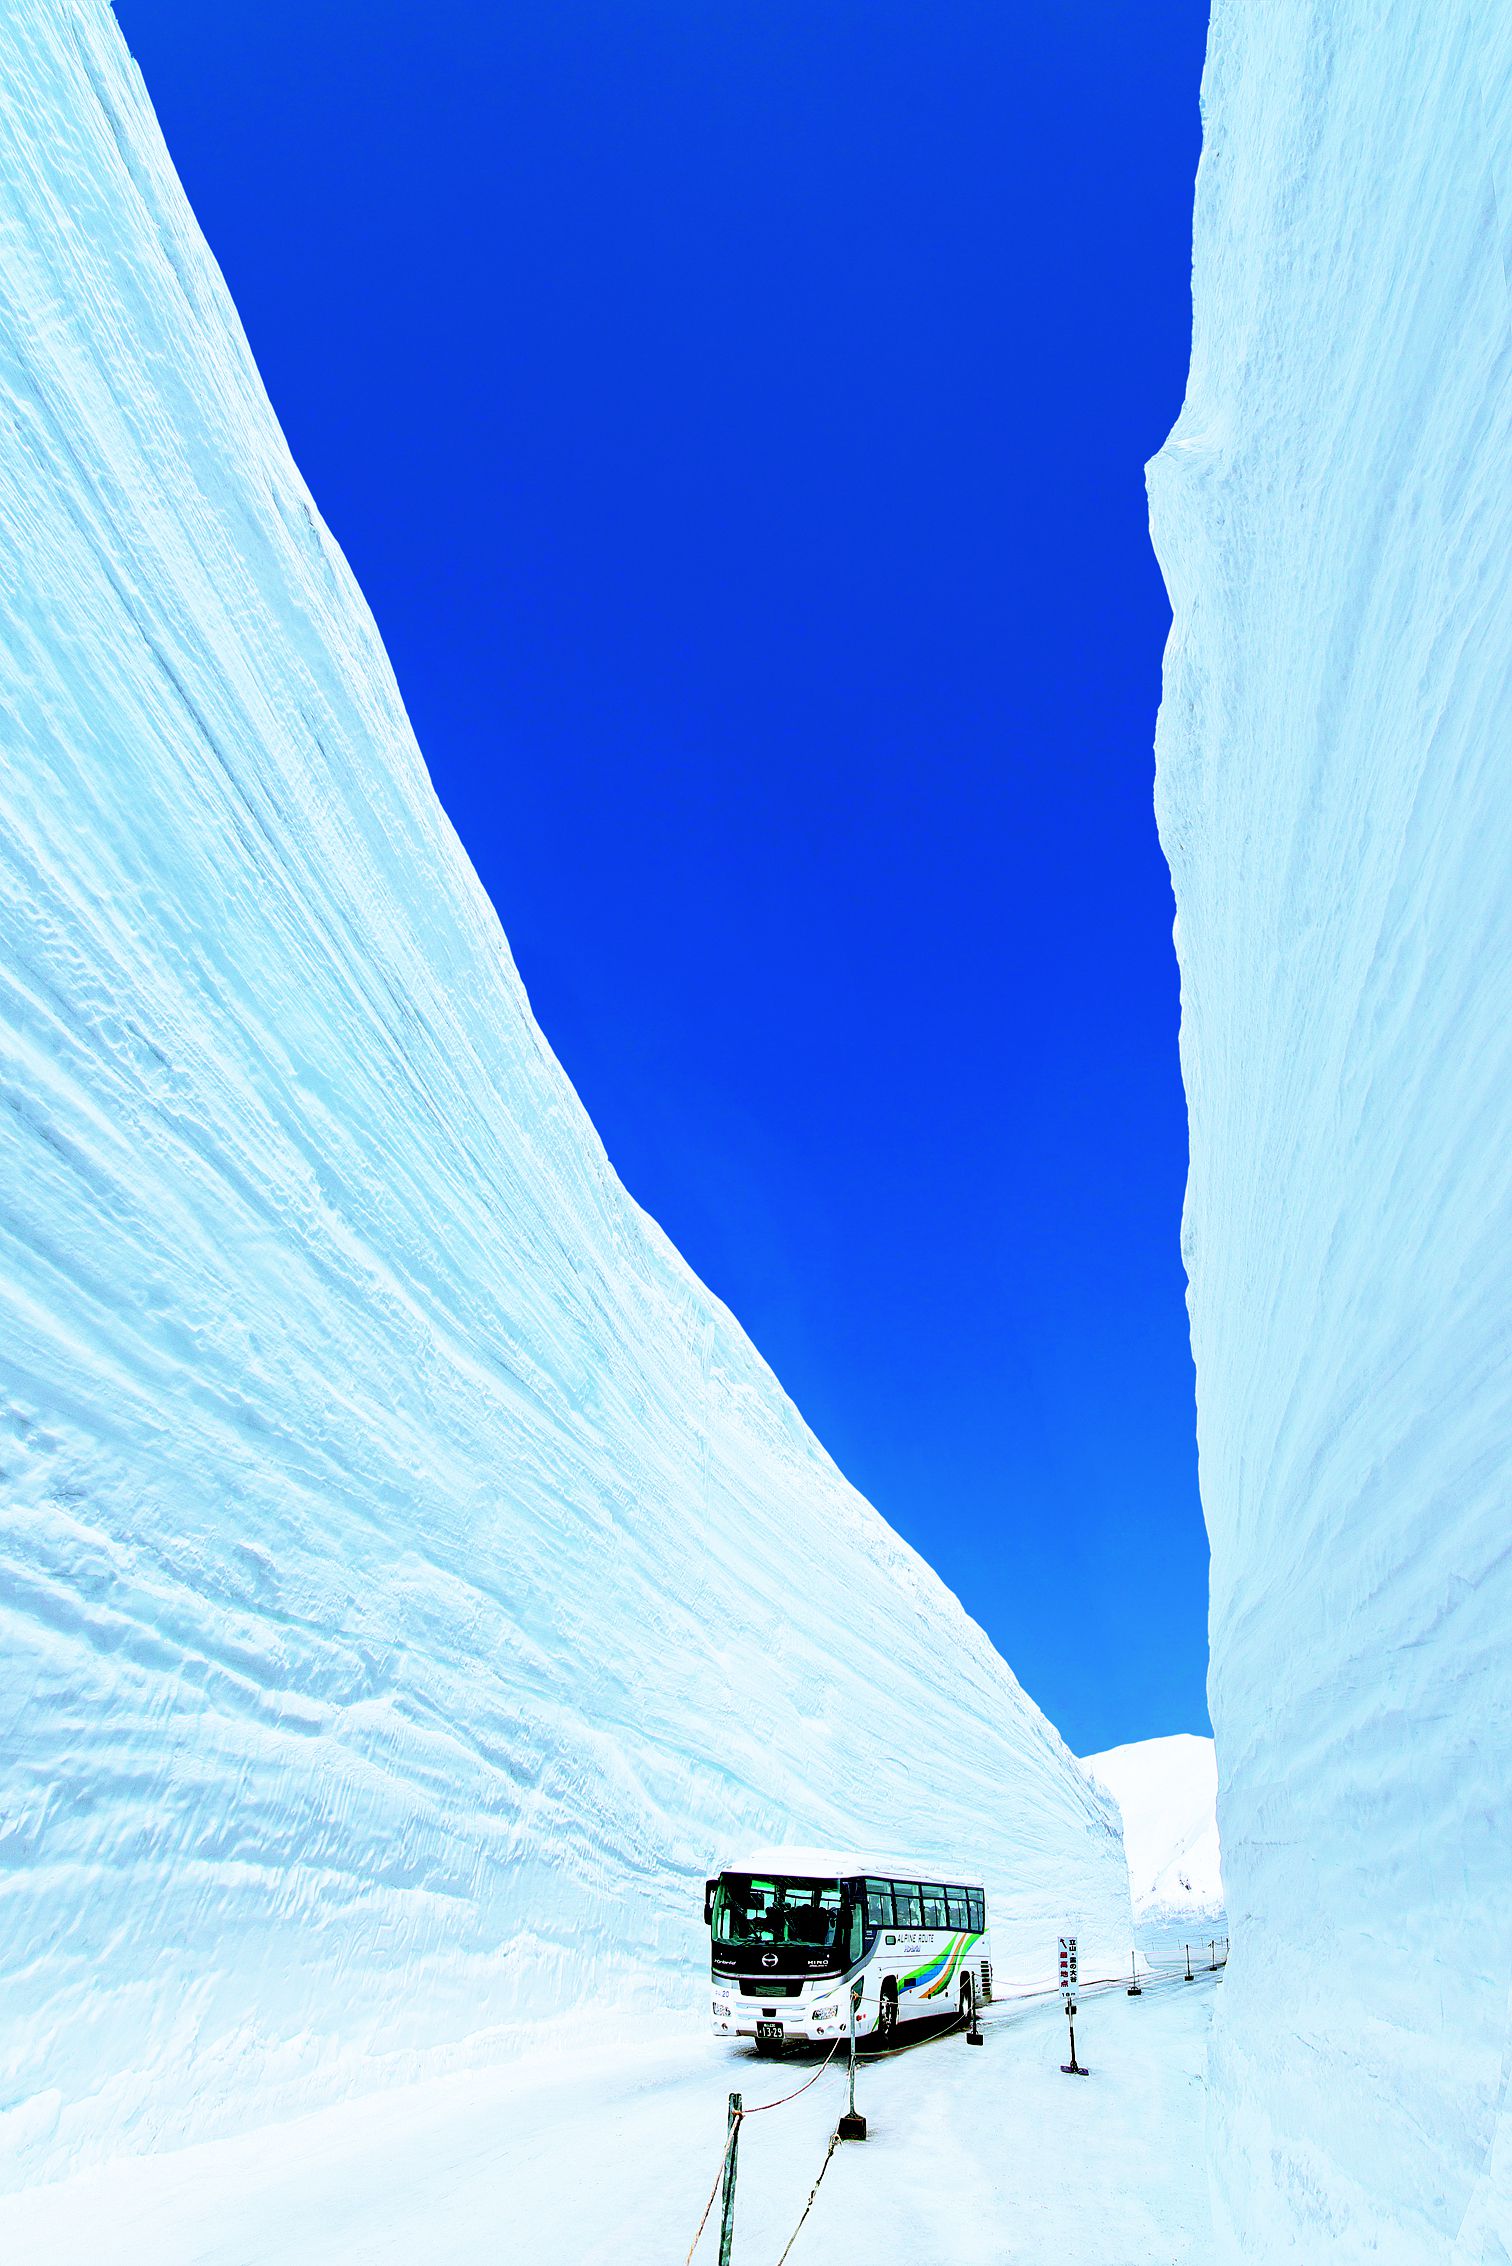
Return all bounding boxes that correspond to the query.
[920,1885,947,1930]
[946,1888,970,1932]
[864,1879,893,1930]
[967,1890,985,1933]
[892,1882,922,1928]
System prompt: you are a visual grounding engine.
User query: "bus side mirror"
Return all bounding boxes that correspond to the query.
[704,1880,716,1926]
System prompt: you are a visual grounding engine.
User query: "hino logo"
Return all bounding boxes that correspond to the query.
[761,1953,778,1968]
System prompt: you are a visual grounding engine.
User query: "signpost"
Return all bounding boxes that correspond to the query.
[1059,1936,1088,2076]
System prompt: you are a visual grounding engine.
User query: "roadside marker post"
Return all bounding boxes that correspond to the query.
[1127,1951,1142,1998]
[1058,1936,1089,2077]
[1184,1942,1194,1981]
[837,1983,867,2141]
[1209,1939,1218,1971]
[718,2092,741,2266]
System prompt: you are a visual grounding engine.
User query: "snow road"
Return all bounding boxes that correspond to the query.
[0,1976,1218,2264]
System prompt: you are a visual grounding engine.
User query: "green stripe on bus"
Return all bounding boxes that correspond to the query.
[920,1931,982,1999]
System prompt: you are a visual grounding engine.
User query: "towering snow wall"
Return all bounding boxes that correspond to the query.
[1151,4,1512,2258]
[0,0,1128,2189]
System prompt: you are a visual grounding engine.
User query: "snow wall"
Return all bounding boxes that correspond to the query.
[0,0,1129,2190]
[1150,4,1512,2258]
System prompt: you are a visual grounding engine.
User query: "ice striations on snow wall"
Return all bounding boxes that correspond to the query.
[0,0,1129,2190]
[1150,3,1511,2259]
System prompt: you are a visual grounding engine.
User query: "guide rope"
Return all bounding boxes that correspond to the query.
[682,2032,847,2258]
[861,2006,967,2058]
[682,2121,739,2266]
[762,2002,977,2259]
[742,2030,846,2113]
[771,2131,841,2265]
[979,1942,1228,2015]
[684,1947,1228,2256]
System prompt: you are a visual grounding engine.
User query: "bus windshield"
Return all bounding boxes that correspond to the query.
[713,1876,846,1950]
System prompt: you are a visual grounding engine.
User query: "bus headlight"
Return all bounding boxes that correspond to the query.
[810,2000,838,2020]
[712,1999,732,2017]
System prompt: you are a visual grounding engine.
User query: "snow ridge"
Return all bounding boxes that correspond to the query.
[0,0,1128,2189]
[1151,2,1512,2257]
[1083,1735,1222,1928]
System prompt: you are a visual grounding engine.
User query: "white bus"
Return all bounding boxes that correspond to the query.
[705,1849,992,2053]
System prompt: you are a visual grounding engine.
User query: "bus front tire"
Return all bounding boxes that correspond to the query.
[876,1983,898,2048]
[959,1973,976,2025]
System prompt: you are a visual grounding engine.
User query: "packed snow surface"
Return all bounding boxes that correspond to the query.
[0,1975,1223,2265]
[1083,1736,1222,1928]
[0,0,1129,2195]
[1150,1,1511,2257]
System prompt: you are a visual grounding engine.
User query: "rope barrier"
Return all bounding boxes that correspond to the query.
[683,1942,1230,2256]
[682,2033,847,2258]
[743,2032,846,2114]
[981,1949,1228,2012]
[860,2007,968,2059]
[771,2132,842,2265]
[764,1998,990,2262]
[683,2120,739,2266]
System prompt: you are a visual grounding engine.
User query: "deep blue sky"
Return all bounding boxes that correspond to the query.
[116,0,1211,1756]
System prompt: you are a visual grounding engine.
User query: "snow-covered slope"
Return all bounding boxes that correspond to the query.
[1083,1736,1222,1927]
[0,0,1128,2192]
[1150,3,1512,2258]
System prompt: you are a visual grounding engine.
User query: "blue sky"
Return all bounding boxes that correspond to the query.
[117,0,1212,1756]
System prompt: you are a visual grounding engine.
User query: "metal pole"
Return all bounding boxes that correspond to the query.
[1127,1950,1142,1998]
[839,1983,867,2139]
[1184,1942,1194,1981]
[718,2091,741,2266]
[1209,1938,1217,1971]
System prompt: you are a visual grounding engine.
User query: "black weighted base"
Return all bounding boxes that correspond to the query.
[838,2112,868,2141]
[1060,2062,1090,2077]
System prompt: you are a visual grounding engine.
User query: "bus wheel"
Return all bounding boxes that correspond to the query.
[959,1973,976,2025]
[876,1982,898,2047]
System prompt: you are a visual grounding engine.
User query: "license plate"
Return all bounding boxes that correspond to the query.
[756,2021,783,2044]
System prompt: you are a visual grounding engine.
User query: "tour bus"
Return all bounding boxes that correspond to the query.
[705,1850,992,2053]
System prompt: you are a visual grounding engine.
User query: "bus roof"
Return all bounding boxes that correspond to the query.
[711,1845,985,1887]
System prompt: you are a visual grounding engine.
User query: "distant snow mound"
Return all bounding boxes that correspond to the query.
[1083,1735,1223,1925]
